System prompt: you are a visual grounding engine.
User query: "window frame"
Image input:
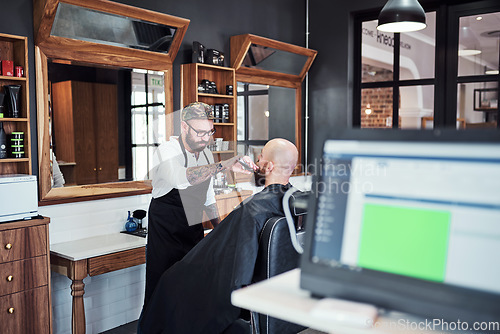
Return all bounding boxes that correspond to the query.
[353,0,500,129]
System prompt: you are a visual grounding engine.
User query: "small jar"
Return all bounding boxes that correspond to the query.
[11,132,24,139]
[11,151,24,158]
[11,145,24,153]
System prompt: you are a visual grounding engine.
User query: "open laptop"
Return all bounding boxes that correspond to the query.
[300,129,500,324]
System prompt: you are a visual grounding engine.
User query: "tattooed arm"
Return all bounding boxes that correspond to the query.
[204,203,221,228]
[186,155,255,185]
[186,162,225,186]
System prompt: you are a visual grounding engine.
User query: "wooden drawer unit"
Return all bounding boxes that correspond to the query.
[0,225,47,263]
[0,286,50,334]
[0,218,51,333]
[0,257,48,296]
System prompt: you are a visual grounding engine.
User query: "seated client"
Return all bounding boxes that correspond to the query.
[139,138,299,334]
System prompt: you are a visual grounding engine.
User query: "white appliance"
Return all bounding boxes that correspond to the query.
[0,174,38,223]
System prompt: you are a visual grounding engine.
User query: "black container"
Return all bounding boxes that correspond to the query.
[226,85,233,96]
[0,122,7,158]
[0,92,5,118]
[213,104,222,123]
[192,41,205,64]
[4,85,21,118]
[209,81,218,94]
[222,104,230,123]
[205,49,225,66]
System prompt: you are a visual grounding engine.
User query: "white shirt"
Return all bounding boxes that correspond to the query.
[150,136,216,206]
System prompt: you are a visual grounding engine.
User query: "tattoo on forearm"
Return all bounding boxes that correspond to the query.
[186,162,224,185]
[205,203,221,228]
[205,203,219,220]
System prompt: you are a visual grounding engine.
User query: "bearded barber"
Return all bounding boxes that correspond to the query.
[144,102,256,307]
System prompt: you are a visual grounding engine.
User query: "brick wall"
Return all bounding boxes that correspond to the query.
[361,64,395,128]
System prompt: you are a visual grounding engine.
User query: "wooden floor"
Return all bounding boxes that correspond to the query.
[100,320,138,334]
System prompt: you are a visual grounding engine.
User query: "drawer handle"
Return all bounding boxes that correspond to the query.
[8,307,14,314]
[5,243,12,250]
[7,275,13,282]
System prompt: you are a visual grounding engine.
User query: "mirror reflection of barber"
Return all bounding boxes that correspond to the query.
[143,102,257,308]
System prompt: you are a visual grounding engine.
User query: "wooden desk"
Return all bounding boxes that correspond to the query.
[50,234,146,334]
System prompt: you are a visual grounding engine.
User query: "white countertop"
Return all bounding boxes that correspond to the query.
[232,269,445,334]
[50,233,146,261]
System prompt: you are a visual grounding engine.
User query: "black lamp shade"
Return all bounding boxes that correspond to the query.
[377,0,426,32]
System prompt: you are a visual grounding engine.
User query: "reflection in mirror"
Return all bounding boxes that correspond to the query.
[51,2,178,53]
[236,82,296,160]
[242,44,309,76]
[48,61,164,187]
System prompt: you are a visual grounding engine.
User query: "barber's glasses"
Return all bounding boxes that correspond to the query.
[186,122,216,137]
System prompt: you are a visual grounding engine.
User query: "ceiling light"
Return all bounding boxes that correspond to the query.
[476,16,483,21]
[377,0,427,33]
[264,110,270,117]
[485,70,499,75]
[365,104,373,115]
[458,49,482,56]
[458,27,482,57]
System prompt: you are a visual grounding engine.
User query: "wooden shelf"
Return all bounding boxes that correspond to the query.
[0,75,26,81]
[0,117,29,122]
[0,158,29,163]
[198,93,234,99]
[214,123,235,126]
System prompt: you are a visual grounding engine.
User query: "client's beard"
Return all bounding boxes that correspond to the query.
[253,168,266,187]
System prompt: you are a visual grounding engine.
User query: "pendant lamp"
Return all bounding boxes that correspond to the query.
[377,0,427,33]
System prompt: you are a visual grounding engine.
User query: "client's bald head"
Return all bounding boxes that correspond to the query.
[258,139,298,186]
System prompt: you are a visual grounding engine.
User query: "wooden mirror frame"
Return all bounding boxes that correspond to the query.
[230,34,317,171]
[34,0,189,204]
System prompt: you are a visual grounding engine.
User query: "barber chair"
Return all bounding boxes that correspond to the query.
[250,190,310,334]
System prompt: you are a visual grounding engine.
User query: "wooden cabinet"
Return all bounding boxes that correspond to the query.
[181,63,237,160]
[51,80,119,185]
[0,33,31,175]
[0,217,51,334]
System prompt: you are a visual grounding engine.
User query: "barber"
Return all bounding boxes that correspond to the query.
[144,102,256,307]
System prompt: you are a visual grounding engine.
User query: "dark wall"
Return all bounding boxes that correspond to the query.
[116,0,306,111]
[0,0,305,176]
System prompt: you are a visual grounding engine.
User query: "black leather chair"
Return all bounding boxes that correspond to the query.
[250,190,309,334]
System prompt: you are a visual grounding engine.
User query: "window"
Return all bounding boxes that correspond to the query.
[354,1,500,130]
[356,12,436,129]
[131,70,165,180]
[454,10,499,129]
[237,82,269,158]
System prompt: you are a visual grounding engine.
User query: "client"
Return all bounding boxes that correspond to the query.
[139,138,299,334]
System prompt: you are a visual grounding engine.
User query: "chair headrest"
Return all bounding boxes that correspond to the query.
[289,190,310,216]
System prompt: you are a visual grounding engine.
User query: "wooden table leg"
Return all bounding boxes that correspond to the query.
[69,260,88,334]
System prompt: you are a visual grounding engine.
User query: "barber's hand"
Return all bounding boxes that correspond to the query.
[221,155,258,174]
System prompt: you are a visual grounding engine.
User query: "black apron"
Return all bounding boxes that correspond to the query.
[144,137,212,307]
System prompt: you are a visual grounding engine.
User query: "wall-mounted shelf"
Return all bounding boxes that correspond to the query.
[0,33,31,175]
[181,63,237,160]
[0,75,26,81]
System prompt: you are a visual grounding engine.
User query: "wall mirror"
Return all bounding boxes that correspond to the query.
[34,0,189,204]
[230,34,317,171]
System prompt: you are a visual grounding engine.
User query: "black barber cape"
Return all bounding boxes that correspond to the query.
[139,183,292,334]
